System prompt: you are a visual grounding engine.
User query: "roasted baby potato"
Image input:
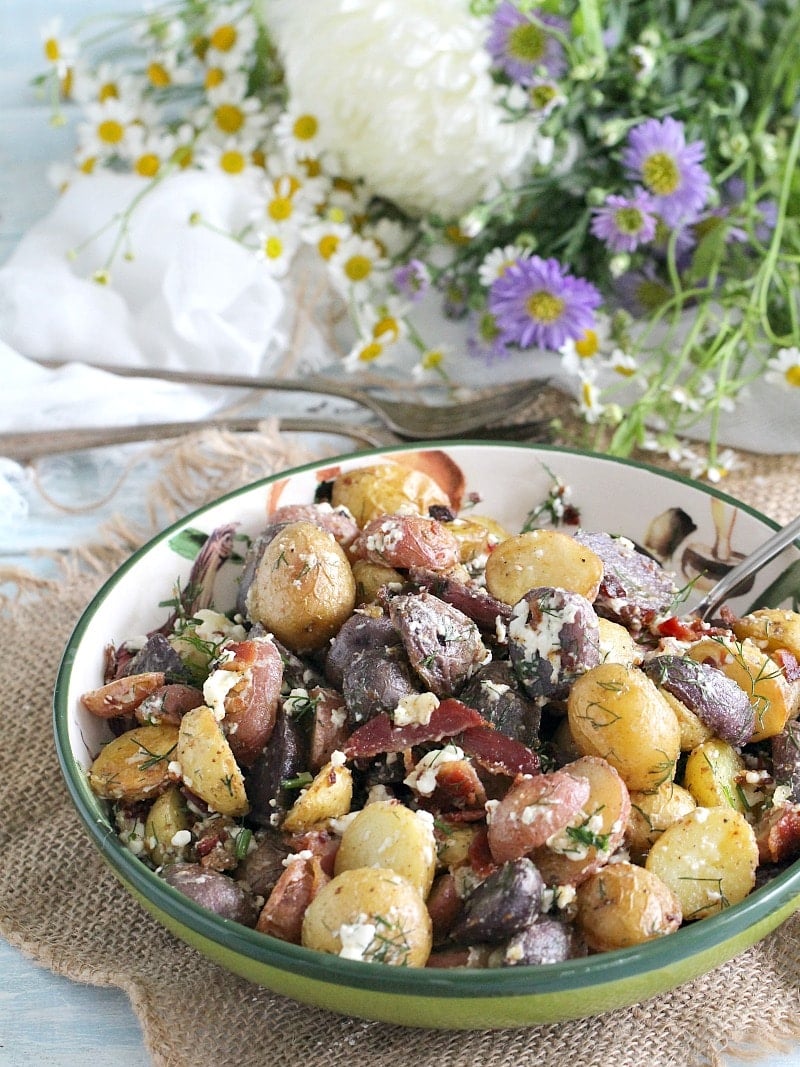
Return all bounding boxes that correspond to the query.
[246,520,356,653]
[575,862,682,951]
[485,528,604,604]
[334,800,437,897]
[88,723,180,802]
[281,757,353,834]
[331,463,449,526]
[177,704,249,817]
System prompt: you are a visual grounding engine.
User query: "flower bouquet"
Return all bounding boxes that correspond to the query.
[37,0,800,478]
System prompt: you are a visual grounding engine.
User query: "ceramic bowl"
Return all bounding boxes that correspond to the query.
[54,442,800,1028]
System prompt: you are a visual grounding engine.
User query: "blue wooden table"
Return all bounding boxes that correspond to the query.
[1,4,798,1065]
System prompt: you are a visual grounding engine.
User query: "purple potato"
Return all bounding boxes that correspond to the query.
[245,707,308,825]
[458,660,541,748]
[508,587,600,704]
[772,720,800,802]
[503,917,587,966]
[341,646,419,726]
[325,610,399,689]
[450,858,545,945]
[389,590,489,696]
[642,654,755,745]
[162,862,259,926]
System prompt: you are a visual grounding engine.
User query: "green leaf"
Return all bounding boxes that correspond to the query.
[168,527,210,561]
[685,224,728,284]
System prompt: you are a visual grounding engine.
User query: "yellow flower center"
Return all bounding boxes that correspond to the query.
[99,82,119,102]
[509,22,546,64]
[79,156,97,174]
[581,380,597,408]
[344,255,372,283]
[44,38,60,63]
[574,329,599,358]
[210,25,237,52]
[205,67,225,90]
[173,145,193,169]
[98,119,125,145]
[526,291,564,324]
[135,153,161,178]
[61,68,74,99]
[373,316,401,343]
[421,348,445,371]
[613,360,637,378]
[357,341,383,363]
[292,114,319,141]
[785,365,800,388]
[147,62,171,88]
[251,147,267,169]
[614,206,645,235]
[530,83,557,110]
[300,156,322,178]
[263,236,284,260]
[215,104,245,134]
[642,151,680,196]
[274,174,301,197]
[220,149,246,174]
[317,235,340,260]
[268,197,293,222]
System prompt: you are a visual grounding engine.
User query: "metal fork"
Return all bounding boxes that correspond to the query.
[30,359,549,440]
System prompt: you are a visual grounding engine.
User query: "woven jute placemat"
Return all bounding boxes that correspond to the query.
[1,420,800,1067]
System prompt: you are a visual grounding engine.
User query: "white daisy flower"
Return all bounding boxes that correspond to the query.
[559,318,611,377]
[40,18,78,78]
[765,346,800,390]
[78,98,146,160]
[127,127,178,179]
[273,108,323,160]
[577,378,605,424]
[412,345,451,381]
[302,219,353,263]
[327,233,387,295]
[478,245,530,287]
[607,348,638,378]
[203,76,265,142]
[205,6,259,68]
[254,225,301,278]
[70,62,140,107]
[197,137,259,178]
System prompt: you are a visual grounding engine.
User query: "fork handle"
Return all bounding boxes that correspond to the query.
[0,417,392,461]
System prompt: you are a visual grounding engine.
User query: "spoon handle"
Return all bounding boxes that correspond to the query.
[693,513,800,620]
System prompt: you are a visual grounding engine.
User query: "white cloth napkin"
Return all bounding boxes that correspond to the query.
[0,170,289,433]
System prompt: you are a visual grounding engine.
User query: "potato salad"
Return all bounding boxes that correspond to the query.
[82,461,800,968]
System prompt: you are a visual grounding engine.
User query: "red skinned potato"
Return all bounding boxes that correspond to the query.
[205,636,283,767]
[352,514,461,572]
[81,671,166,719]
[256,854,330,943]
[487,770,591,865]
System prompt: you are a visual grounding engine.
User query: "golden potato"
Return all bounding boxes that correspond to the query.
[334,801,437,897]
[351,559,403,605]
[645,806,758,920]
[434,821,480,869]
[282,758,353,834]
[245,520,356,653]
[485,528,604,604]
[176,704,248,817]
[88,723,180,802]
[682,737,747,812]
[685,636,795,741]
[575,862,682,951]
[144,785,191,867]
[445,514,509,563]
[331,463,449,526]
[626,781,696,860]
[659,688,713,751]
[301,867,433,966]
[731,608,800,659]
[567,663,681,791]
[597,618,642,667]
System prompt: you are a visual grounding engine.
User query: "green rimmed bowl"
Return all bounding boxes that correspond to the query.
[54,442,800,1028]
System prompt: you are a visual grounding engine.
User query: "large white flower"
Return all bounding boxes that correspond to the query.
[263,0,541,219]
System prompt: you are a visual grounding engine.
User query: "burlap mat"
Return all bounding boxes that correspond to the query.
[2,420,800,1067]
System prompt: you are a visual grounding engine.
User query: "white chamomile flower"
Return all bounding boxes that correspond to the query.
[198,137,259,178]
[127,127,177,178]
[205,5,259,68]
[204,75,265,142]
[328,233,387,295]
[258,174,315,230]
[765,346,800,390]
[254,226,300,278]
[302,219,353,264]
[274,108,323,160]
[412,345,450,381]
[364,217,413,258]
[264,158,329,211]
[79,98,145,160]
[70,62,137,106]
[478,245,530,287]
[607,347,638,378]
[40,18,78,78]
[560,318,611,378]
[144,49,192,91]
[577,378,604,424]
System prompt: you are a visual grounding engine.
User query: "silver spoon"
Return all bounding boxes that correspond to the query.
[691,513,800,620]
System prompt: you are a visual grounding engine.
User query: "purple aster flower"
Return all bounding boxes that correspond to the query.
[623,117,712,227]
[486,2,567,85]
[590,189,658,252]
[467,311,511,364]
[488,255,602,351]
[392,258,430,303]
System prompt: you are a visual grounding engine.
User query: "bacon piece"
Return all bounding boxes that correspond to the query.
[343,698,484,759]
[755,803,800,865]
[415,759,487,813]
[459,725,540,777]
[408,567,513,630]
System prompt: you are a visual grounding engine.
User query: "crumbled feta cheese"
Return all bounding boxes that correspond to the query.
[203,666,244,721]
[282,848,314,867]
[330,749,347,767]
[170,829,192,848]
[404,744,464,796]
[337,918,376,961]
[393,692,440,727]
